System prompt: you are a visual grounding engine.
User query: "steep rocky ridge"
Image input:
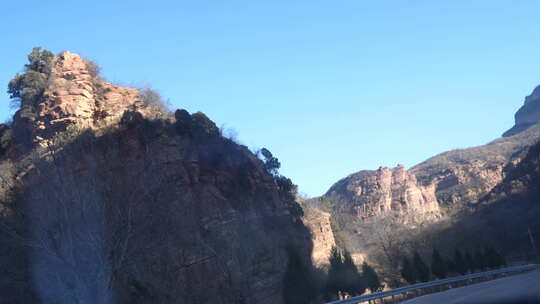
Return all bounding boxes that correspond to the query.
[326,165,440,221]
[305,85,540,284]
[0,51,312,304]
[8,51,165,157]
[323,86,540,224]
[299,202,336,266]
[503,85,540,137]
[432,139,540,257]
[410,122,540,207]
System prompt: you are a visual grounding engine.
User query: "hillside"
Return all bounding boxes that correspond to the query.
[308,85,540,285]
[0,49,312,304]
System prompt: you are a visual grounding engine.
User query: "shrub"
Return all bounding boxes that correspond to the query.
[0,125,13,156]
[140,88,169,110]
[84,59,101,78]
[174,109,191,135]
[191,112,219,137]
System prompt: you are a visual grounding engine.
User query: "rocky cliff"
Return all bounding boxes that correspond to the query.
[0,50,312,304]
[432,138,540,256]
[325,165,440,222]
[8,51,165,156]
[323,86,540,224]
[300,202,336,266]
[503,85,540,137]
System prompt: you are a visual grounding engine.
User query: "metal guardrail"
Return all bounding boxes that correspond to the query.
[326,263,540,304]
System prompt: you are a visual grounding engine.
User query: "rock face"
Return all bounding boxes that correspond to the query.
[483,139,540,202]
[10,51,161,153]
[300,204,336,266]
[324,110,540,224]
[0,51,312,304]
[326,165,440,222]
[309,85,540,285]
[503,85,540,137]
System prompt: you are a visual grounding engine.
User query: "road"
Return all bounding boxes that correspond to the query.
[403,270,540,304]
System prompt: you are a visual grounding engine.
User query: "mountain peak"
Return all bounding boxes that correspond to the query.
[503,84,540,137]
[9,50,165,149]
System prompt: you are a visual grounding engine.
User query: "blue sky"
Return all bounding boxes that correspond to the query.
[1,1,539,196]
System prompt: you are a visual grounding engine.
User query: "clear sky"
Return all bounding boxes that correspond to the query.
[1,1,539,196]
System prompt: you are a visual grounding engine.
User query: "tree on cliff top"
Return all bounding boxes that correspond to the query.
[7,47,54,110]
[260,147,281,175]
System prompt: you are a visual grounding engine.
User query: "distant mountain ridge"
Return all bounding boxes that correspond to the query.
[305,85,540,283]
[323,85,540,222]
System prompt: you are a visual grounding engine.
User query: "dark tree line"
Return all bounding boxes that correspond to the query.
[325,247,381,300]
[400,247,507,284]
[282,246,383,303]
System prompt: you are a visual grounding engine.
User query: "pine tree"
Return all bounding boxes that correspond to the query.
[464,252,475,273]
[484,247,505,269]
[326,246,344,298]
[401,256,417,284]
[446,257,456,275]
[342,251,366,296]
[474,249,486,271]
[413,251,430,282]
[283,248,317,304]
[362,262,382,293]
[431,248,448,279]
[453,249,468,275]
[497,250,507,267]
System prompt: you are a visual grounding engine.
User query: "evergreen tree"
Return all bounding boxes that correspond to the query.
[498,250,507,267]
[474,249,486,271]
[7,47,54,109]
[283,248,317,304]
[464,252,475,273]
[413,251,430,282]
[493,248,506,267]
[431,248,448,279]
[260,148,281,175]
[453,249,467,275]
[446,257,456,275]
[342,251,366,296]
[484,247,506,269]
[326,246,344,298]
[401,256,417,284]
[362,262,382,293]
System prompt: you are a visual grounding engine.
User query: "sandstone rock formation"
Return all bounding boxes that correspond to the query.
[308,85,540,283]
[326,165,440,222]
[323,101,540,224]
[300,204,336,266]
[10,51,165,155]
[0,50,312,304]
